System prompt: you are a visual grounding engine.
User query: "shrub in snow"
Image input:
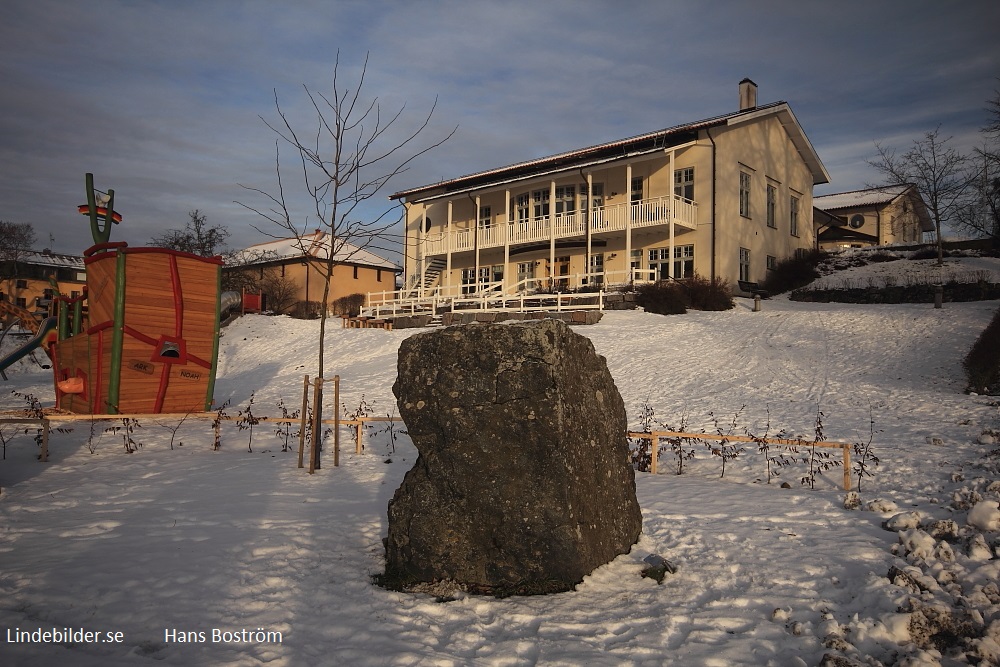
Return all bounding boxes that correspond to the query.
[760,249,825,295]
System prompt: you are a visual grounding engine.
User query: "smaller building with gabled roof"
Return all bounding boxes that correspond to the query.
[225,230,400,315]
[813,184,932,250]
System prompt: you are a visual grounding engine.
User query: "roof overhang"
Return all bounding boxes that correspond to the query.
[726,103,830,186]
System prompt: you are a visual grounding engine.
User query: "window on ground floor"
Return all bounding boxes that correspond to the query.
[790,195,800,237]
[588,253,604,285]
[766,255,777,271]
[648,244,694,280]
[516,261,536,288]
[739,247,751,282]
[461,267,491,294]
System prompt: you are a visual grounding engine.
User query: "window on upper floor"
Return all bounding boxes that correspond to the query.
[631,176,644,206]
[740,172,752,218]
[790,196,800,237]
[514,193,530,223]
[15,279,27,289]
[766,184,777,228]
[532,189,549,219]
[554,186,575,217]
[674,167,695,201]
[478,205,492,228]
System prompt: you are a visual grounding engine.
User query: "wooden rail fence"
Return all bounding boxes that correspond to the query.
[628,430,853,490]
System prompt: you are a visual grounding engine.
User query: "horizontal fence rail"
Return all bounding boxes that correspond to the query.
[628,430,852,490]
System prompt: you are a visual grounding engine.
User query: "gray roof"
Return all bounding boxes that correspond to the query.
[231,231,400,271]
[813,185,913,211]
[19,250,85,270]
[391,101,830,202]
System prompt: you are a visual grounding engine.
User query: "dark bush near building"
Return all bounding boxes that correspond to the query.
[684,275,735,311]
[964,306,1000,394]
[636,281,687,315]
[636,275,734,315]
[911,246,951,260]
[761,250,826,295]
[867,250,901,263]
[291,300,322,319]
[333,292,366,317]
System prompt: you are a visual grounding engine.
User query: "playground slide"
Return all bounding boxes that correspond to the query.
[0,317,57,376]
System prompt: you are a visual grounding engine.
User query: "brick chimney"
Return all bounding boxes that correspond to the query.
[739,78,757,111]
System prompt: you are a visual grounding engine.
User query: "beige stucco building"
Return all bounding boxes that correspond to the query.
[0,250,87,316]
[227,230,400,315]
[813,184,933,250]
[389,80,829,299]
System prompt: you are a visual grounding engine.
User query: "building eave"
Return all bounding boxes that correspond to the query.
[390,101,795,203]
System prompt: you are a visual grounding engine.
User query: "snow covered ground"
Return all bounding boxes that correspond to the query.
[2,257,1000,666]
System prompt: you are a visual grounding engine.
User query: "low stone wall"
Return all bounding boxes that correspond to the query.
[441,310,603,326]
[386,314,433,329]
[603,292,639,310]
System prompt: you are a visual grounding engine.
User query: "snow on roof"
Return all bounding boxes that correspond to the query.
[19,250,85,270]
[234,231,399,271]
[813,184,912,211]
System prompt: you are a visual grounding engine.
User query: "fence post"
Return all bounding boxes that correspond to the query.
[308,376,323,473]
[297,374,309,469]
[843,444,851,491]
[333,375,340,467]
[650,432,660,475]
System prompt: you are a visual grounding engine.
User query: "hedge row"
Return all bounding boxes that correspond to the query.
[790,282,1000,304]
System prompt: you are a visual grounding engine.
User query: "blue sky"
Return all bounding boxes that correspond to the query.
[1,0,998,260]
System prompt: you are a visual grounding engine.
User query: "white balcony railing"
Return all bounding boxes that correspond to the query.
[421,194,696,256]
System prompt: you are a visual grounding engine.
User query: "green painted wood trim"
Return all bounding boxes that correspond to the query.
[106,248,127,414]
[205,265,223,410]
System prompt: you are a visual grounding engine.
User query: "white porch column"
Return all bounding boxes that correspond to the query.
[418,207,426,297]
[446,200,453,291]
[625,163,633,284]
[474,195,481,292]
[549,180,556,288]
[586,172,593,285]
[668,151,676,279]
[504,189,511,294]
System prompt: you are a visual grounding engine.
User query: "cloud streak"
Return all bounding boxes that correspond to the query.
[1,0,997,257]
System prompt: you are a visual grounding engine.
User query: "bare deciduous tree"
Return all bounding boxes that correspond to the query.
[956,86,1000,241]
[150,210,230,257]
[237,52,454,379]
[868,127,973,264]
[0,221,37,287]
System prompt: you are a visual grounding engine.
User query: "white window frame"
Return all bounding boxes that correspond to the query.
[790,195,800,237]
[674,167,695,201]
[739,247,751,282]
[740,172,752,218]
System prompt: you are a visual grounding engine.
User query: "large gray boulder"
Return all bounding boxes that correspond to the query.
[385,318,642,595]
